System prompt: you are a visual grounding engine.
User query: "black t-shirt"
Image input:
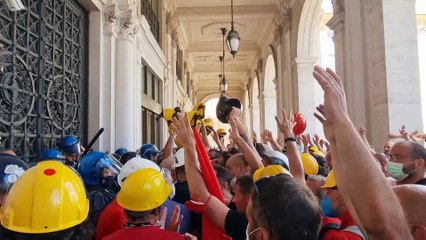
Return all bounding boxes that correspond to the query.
[224,210,248,240]
[415,178,426,186]
[228,201,237,212]
[172,181,202,237]
[173,181,191,204]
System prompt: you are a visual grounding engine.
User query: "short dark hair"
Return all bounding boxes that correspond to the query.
[407,141,426,163]
[120,151,137,165]
[228,147,241,155]
[254,142,266,156]
[251,174,321,240]
[236,175,254,195]
[175,165,186,176]
[209,149,221,158]
[214,164,231,185]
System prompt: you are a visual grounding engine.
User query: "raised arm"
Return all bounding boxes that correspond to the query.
[172,113,230,230]
[275,109,305,184]
[357,125,376,155]
[229,117,263,171]
[199,121,212,150]
[212,130,227,152]
[261,129,282,151]
[313,66,411,240]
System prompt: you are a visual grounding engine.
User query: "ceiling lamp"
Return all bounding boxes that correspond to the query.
[219,28,229,96]
[226,0,240,58]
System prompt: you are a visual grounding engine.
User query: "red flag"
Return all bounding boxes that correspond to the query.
[184,128,229,240]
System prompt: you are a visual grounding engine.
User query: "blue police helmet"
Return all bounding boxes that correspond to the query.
[78,151,121,187]
[39,149,65,162]
[139,144,160,159]
[58,135,81,155]
[114,148,128,156]
[0,154,28,193]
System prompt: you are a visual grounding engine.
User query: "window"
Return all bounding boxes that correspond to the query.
[176,46,183,81]
[141,0,159,41]
[141,60,162,147]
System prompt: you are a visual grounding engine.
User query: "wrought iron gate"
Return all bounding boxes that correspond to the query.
[0,0,88,161]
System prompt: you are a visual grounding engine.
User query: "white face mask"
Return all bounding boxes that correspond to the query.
[246,224,260,240]
[230,177,237,189]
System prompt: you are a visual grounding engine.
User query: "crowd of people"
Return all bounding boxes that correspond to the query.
[0,66,425,240]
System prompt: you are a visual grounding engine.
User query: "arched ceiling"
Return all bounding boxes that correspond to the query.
[172,0,282,99]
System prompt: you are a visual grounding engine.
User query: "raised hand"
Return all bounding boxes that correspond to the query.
[409,130,422,143]
[228,117,243,143]
[261,129,274,143]
[301,134,310,147]
[252,130,258,143]
[212,129,220,143]
[357,125,366,136]
[312,66,350,143]
[166,205,183,232]
[171,113,196,147]
[275,108,295,138]
[313,134,321,146]
[399,125,409,140]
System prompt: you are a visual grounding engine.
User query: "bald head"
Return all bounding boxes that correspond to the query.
[226,153,249,177]
[394,184,426,225]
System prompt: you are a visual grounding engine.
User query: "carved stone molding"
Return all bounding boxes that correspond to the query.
[117,8,139,41]
[331,0,345,15]
[103,4,118,35]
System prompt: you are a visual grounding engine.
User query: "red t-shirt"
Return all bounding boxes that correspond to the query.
[96,199,126,240]
[103,226,185,240]
[322,211,364,240]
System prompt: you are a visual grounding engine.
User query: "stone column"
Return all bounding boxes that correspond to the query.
[328,0,368,130]
[114,9,138,150]
[380,0,422,133]
[362,0,421,147]
[295,57,323,135]
[98,5,118,152]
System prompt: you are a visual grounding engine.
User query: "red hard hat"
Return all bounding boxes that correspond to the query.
[293,112,307,136]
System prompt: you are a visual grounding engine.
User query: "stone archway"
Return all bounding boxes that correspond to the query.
[263,54,278,136]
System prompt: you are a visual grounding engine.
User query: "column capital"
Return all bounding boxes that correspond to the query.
[116,7,139,41]
[327,12,345,33]
[103,4,119,36]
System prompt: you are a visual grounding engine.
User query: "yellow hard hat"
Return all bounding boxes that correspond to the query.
[216,128,227,137]
[116,168,171,212]
[253,165,291,183]
[193,102,205,120]
[162,108,175,126]
[301,153,319,175]
[309,145,325,158]
[1,161,89,234]
[321,169,336,189]
[204,118,214,130]
[188,110,199,127]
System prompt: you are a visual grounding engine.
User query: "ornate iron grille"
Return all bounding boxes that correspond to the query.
[141,0,159,42]
[0,0,88,161]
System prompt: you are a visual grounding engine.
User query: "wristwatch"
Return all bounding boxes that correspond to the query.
[284,137,297,143]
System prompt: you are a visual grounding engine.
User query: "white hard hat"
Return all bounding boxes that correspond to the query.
[117,156,161,187]
[173,148,186,168]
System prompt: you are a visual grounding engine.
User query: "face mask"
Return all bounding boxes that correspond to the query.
[320,196,337,218]
[246,224,260,240]
[386,161,415,181]
[230,177,237,189]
